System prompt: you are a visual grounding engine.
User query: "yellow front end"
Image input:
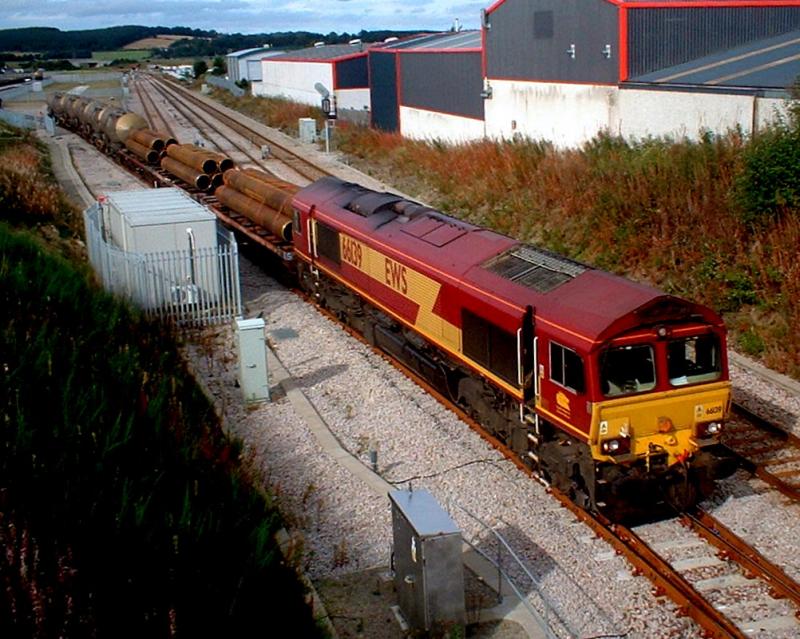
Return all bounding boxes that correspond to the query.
[589,381,732,466]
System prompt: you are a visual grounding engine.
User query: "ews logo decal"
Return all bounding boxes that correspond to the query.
[384,257,408,295]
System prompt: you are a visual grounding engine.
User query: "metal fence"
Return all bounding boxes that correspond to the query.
[83,202,242,327]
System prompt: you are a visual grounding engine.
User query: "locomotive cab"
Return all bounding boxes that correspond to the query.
[582,322,736,518]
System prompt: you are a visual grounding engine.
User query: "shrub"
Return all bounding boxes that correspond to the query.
[736,121,800,224]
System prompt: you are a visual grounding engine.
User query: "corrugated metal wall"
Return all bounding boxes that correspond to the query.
[628,7,800,78]
[486,0,618,83]
[401,52,484,120]
[335,56,369,89]
[369,52,399,131]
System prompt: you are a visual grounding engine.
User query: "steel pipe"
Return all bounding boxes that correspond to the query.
[130,128,166,152]
[166,144,218,174]
[215,185,292,242]
[161,157,211,191]
[223,169,298,215]
[125,138,159,164]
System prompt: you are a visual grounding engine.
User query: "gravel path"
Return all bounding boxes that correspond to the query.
[185,257,700,639]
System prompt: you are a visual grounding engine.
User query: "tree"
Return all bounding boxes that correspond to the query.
[193,59,208,79]
[211,56,226,76]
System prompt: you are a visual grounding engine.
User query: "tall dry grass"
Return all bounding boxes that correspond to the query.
[334,123,799,378]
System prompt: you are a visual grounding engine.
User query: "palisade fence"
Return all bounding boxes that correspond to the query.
[83,202,242,327]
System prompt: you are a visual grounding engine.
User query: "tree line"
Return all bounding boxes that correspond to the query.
[0,25,421,60]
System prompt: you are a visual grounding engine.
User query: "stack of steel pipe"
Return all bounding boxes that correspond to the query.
[166,143,219,174]
[129,128,177,152]
[125,138,160,164]
[160,156,211,191]
[214,168,299,242]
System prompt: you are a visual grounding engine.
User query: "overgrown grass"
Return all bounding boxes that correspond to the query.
[331,122,799,378]
[0,127,324,637]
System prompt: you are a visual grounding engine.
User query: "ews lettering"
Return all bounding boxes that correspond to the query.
[384,258,408,295]
[341,236,363,269]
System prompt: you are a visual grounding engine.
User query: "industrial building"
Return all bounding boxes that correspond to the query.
[369,31,484,141]
[482,0,800,146]
[252,42,371,123]
[225,47,282,85]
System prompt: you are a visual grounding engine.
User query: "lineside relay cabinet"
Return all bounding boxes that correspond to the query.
[389,489,466,636]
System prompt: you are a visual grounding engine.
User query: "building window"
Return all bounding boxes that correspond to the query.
[534,11,554,40]
[316,221,340,264]
[462,309,517,384]
[550,342,585,394]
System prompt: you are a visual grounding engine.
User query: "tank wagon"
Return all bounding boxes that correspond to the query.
[47,90,737,521]
[290,177,736,520]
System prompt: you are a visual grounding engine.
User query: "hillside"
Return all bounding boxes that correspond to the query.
[0,25,421,59]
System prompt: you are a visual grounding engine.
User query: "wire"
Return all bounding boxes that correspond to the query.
[386,457,503,485]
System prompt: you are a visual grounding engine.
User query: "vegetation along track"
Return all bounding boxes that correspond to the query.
[724,403,800,503]
[147,73,330,182]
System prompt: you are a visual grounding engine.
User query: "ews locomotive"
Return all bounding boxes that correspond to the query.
[291,177,736,520]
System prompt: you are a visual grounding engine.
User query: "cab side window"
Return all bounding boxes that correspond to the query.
[316,221,340,264]
[550,342,584,393]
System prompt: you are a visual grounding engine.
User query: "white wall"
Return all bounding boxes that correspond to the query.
[484,80,615,147]
[335,88,370,112]
[253,61,334,106]
[400,106,484,143]
[616,90,788,141]
[484,79,792,148]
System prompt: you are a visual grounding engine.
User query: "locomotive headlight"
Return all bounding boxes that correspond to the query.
[601,437,631,455]
[696,421,723,439]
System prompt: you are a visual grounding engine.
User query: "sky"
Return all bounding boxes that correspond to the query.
[0,0,490,35]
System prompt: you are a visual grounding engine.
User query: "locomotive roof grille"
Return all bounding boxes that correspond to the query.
[485,245,588,293]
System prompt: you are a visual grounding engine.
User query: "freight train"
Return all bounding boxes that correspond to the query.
[48,90,737,521]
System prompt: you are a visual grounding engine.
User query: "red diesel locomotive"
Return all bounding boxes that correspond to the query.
[291,177,736,520]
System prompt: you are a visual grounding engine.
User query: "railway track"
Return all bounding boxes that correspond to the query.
[148,73,330,183]
[132,78,175,138]
[303,285,800,638]
[724,403,800,503]
[136,75,265,170]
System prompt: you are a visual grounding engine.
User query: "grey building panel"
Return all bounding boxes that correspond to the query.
[486,0,618,83]
[401,52,484,120]
[387,31,482,51]
[627,7,800,78]
[370,51,400,131]
[631,29,800,89]
[272,43,368,61]
[246,59,263,82]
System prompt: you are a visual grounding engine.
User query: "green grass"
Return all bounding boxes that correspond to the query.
[92,49,151,61]
[0,129,324,637]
